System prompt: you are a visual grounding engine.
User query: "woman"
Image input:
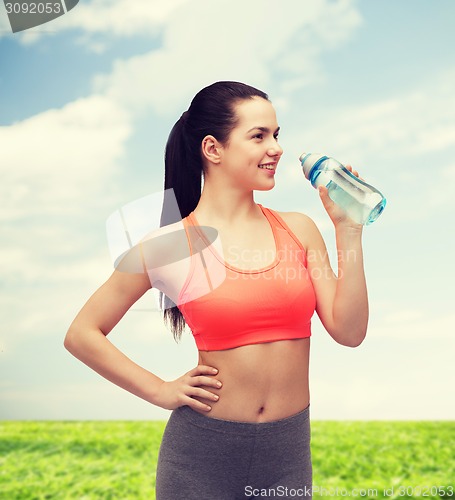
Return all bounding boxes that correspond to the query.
[64,81,368,499]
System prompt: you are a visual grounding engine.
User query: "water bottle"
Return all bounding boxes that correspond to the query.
[299,153,386,225]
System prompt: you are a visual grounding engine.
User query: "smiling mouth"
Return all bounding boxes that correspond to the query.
[258,163,276,170]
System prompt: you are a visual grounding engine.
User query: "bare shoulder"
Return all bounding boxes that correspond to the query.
[141,219,190,262]
[114,220,187,274]
[275,210,322,250]
[142,220,185,240]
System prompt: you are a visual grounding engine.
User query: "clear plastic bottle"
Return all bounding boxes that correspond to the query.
[299,153,386,225]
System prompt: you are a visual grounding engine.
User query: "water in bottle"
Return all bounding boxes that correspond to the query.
[299,153,386,225]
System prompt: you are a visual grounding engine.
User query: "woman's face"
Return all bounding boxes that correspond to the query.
[217,97,283,191]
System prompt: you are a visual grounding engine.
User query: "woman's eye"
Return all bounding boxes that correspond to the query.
[252,133,279,140]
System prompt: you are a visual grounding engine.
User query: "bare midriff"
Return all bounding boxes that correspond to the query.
[191,337,310,423]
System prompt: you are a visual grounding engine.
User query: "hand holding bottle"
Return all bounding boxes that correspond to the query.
[318,164,364,229]
[299,153,386,226]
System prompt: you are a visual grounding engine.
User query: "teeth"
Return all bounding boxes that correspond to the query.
[258,164,274,170]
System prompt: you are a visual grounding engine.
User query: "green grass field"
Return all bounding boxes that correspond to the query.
[1,421,453,499]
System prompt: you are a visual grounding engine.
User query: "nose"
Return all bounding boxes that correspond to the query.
[268,141,283,159]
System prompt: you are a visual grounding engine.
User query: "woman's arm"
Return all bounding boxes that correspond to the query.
[304,214,368,347]
[64,261,223,412]
[64,269,167,404]
[282,165,369,347]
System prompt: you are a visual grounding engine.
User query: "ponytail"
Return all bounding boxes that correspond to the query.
[159,111,203,341]
[160,81,269,342]
[161,111,202,225]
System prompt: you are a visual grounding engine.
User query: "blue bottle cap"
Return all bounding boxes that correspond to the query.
[299,153,325,179]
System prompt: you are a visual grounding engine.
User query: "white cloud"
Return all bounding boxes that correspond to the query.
[283,70,455,170]
[3,0,191,46]
[382,309,424,324]
[373,311,455,340]
[92,0,362,116]
[0,381,172,420]
[309,322,455,419]
[279,69,455,227]
[63,0,189,35]
[4,0,362,63]
[311,372,454,420]
[426,164,455,209]
[0,94,133,353]
[0,94,132,221]
[1,313,197,420]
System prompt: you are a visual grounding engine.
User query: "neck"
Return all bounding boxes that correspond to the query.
[194,178,259,225]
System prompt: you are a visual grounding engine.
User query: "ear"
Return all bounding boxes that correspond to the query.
[201,135,222,165]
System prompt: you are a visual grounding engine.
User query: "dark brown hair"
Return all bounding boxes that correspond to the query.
[161,81,269,342]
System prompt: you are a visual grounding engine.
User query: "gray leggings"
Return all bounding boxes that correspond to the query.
[155,404,312,500]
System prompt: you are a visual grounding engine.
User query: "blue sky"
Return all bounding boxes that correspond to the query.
[1,0,454,421]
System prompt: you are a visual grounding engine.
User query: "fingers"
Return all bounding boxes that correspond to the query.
[191,374,223,389]
[189,364,218,376]
[157,364,222,412]
[318,185,348,227]
[191,386,220,402]
[345,164,360,178]
[183,397,214,412]
[318,185,333,208]
[185,364,222,412]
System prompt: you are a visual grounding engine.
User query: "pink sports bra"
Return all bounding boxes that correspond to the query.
[178,204,316,351]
